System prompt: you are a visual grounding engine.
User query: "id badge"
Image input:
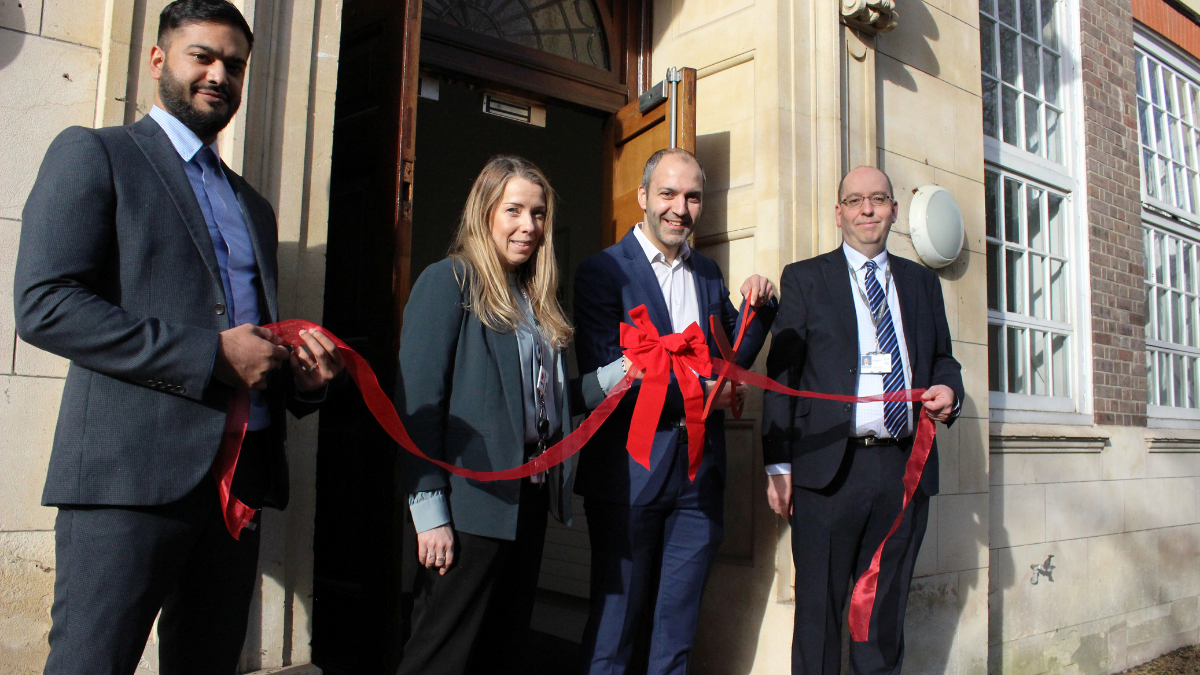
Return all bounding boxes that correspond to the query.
[861,352,893,374]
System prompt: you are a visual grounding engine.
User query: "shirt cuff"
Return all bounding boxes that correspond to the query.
[408,490,451,532]
[596,358,627,396]
[765,463,791,475]
[294,383,328,403]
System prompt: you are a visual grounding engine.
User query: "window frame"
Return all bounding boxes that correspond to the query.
[985,0,1092,425]
[1137,29,1200,429]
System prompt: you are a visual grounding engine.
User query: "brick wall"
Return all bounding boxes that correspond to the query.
[1081,0,1147,426]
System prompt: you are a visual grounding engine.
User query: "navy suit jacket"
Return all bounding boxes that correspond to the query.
[14,115,317,509]
[573,227,776,505]
[761,247,964,495]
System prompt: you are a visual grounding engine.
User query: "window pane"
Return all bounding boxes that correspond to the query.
[1175,353,1187,407]
[1190,356,1198,408]
[1022,38,1040,95]
[983,78,1000,138]
[1160,156,1172,199]
[1005,178,1022,243]
[982,18,997,77]
[1031,330,1048,395]
[1145,149,1159,199]
[1050,259,1067,321]
[982,0,995,15]
[1174,291,1185,343]
[986,171,1000,239]
[1025,97,1041,154]
[1007,326,1026,393]
[1155,230,1165,283]
[1045,106,1063,164]
[1177,164,1191,209]
[1027,187,1044,251]
[1185,243,1194,291]
[1043,51,1060,106]
[1048,193,1065,256]
[1040,0,1057,49]
[999,0,1016,25]
[1001,28,1019,85]
[1139,99,1153,148]
[1020,0,1037,35]
[1169,235,1180,288]
[1144,228,1153,282]
[1165,73,1177,116]
[1052,334,1069,397]
[1030,253,1046,319]
[989,324,1003,391]
[988,243,1001,310]
[1151,61,1162,106]
[1007,249,1025,313]
[1157,109,1170,155]
[1186,129,1196,169]
[1003,87,1021,145]
[1148,349,1157,405]
[1161,351,1172,406]
[1138,53,1148,100]
[1159,287,1171,342]
[1171,118,1183,161]
[1188,296,1196,347]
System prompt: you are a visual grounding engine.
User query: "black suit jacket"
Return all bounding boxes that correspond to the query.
[573,228,776,505]
[14,115,317,509]
[395,258,575,539]
[761,246,964,495]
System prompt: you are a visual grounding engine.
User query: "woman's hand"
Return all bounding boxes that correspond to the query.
[416,523,455,575]
[290,328,345,391]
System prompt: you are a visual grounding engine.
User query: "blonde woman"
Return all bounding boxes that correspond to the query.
[394,156,574,675]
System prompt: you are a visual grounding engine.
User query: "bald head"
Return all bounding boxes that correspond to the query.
[838,166,894,202]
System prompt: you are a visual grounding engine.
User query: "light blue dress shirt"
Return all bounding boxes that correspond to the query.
[148,106,271,430]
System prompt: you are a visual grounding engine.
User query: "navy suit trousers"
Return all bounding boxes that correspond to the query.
[579,434,724,675]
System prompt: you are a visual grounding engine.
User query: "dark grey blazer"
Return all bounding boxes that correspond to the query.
[14,115,317,509]
[395,257,575,540]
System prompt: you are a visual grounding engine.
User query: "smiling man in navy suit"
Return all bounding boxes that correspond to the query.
[14,2,342,673]
[572,148,777,675]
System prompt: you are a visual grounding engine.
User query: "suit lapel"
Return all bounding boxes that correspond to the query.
[821,248,860,347]
[228,176,279,324]
[691,253,712,342]
[889,256,919,368]
[486,328,526,445]
[620,230,674,335]
[127,117,223,294]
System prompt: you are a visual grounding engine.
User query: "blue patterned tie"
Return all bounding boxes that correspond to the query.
[863,260,907,438]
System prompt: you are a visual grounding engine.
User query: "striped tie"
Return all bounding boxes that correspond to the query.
[863,260,907,438]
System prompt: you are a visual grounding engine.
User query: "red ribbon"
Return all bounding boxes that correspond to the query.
[213,312,940,645]
[619,305,712,481]
[213,319,636,540]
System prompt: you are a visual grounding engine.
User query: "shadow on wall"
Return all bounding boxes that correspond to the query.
[0,7,27,69]
[695,131,731,238]
[876,0,943,93]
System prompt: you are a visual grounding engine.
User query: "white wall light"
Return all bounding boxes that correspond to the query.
[908,185,964,268]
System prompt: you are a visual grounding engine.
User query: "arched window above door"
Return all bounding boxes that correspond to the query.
[422,0,610,69]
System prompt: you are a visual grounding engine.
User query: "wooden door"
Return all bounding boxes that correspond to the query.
[601,67,697,248]
[313,0,422,671]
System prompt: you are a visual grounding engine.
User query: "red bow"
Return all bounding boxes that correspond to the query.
[619,305,712,480]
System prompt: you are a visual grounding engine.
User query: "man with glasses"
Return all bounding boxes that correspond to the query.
[761,166,964,675]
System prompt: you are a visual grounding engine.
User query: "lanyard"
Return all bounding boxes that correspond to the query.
[847,261,891,352]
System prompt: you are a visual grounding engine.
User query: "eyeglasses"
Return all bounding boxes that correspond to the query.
[839,194,894,209]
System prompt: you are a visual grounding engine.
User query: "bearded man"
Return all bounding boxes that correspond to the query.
[14,1,343,673]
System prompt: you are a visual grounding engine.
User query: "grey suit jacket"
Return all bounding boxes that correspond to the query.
[14,115,317,509]
[395,257,575,540]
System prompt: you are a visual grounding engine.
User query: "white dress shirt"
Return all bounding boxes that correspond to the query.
[595,223,702,392]
[765,244,912,476]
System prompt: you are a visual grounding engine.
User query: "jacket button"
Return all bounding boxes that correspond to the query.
[178,386,186,395]
[215,303,226,315]
[849,367,856,374]
[844,403,852,412]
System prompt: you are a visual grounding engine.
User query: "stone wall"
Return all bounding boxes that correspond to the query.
[0,0,341,671]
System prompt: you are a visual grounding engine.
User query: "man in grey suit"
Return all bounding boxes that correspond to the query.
[13,2,343,673]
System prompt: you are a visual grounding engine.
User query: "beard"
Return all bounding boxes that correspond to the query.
[158,61,241,139]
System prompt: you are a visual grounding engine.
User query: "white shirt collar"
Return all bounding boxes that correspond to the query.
[148,105,220,163]
[842,242,888,271]
[633,222,691,265]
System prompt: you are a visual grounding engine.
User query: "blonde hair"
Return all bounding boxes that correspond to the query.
[449,156,573,350]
